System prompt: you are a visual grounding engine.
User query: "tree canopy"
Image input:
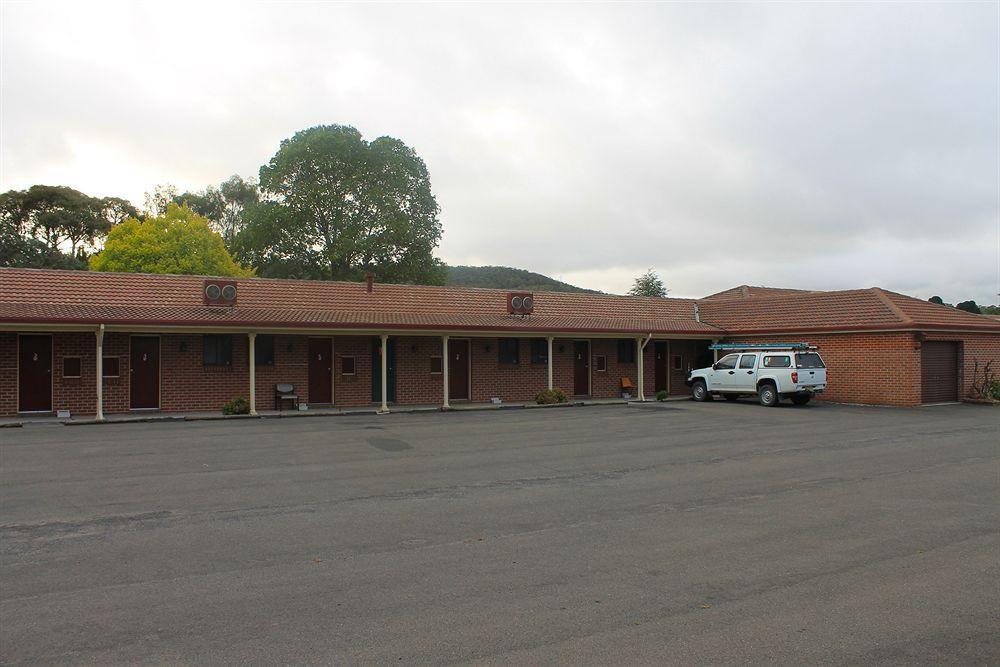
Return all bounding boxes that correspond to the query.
[955,300,981,314]
[0,185,136,269]
[628,269,668,297]
[234,125,445,284]
[175,175,259,250]
[90,204,251,276]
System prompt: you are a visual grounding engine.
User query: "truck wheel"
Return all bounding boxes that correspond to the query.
[691,381,711,402]
[791,395,811,406]
[758,384,779,407]
[724,394,740,401]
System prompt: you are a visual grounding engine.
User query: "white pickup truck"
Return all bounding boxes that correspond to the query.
[686,346,827,407]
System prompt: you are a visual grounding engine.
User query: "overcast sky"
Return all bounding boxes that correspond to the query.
[2,1,998,302]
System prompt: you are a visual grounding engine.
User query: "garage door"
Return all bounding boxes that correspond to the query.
[921,341,959,404]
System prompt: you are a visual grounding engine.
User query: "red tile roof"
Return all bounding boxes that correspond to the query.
[2,269,997,335]
[0,268,720,335]
[697,287,1000,333]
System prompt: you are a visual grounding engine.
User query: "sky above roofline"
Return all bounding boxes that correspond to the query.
[1,1,998,303]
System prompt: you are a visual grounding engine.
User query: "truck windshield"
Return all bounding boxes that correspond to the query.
[795,353,826,369]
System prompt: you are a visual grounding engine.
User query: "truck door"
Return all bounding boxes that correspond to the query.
[711,354,740,389]
[733,354,758,391]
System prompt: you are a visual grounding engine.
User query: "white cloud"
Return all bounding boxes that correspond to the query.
[1,1,997,303]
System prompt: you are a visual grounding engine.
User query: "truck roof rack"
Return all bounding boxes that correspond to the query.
[709,343,815,351]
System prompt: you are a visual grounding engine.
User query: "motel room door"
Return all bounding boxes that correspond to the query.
[18,334,52,413]
[654,342,668,393]
[448,339,470,401]
[308,338,333,405]
[573,341,590,396]
[130,336,160,410]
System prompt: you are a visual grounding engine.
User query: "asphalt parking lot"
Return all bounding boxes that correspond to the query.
[1,400,998,665]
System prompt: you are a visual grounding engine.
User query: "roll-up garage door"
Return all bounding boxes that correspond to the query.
[921,341,959,404]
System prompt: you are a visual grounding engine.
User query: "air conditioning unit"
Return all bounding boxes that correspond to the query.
[204,280,237,306]
[507,292,534,315]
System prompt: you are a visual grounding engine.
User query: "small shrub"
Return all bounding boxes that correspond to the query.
[655,390,668,402]
[989,379,1000,402]
[536,387,569,405]
[222,397,250,415]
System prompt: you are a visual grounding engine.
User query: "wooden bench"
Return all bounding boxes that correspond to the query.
[274,383,299,411]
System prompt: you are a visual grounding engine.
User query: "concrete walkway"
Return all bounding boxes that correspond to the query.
[0,396,689,427]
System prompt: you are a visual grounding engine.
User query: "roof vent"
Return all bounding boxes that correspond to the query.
[507,292,534,316]
[204,280,237,307]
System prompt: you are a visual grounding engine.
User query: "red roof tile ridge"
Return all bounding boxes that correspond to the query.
[869,287,914,326]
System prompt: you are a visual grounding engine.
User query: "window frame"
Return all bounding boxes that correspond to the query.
[253,334,275,367]
[672,354,683,371]
[617,339,636,364]
[62,356,82,378]
[102,356,120,378]
[530,338,548,365]
[498,338,519,365]
[739,354,757,370]
[430,356,443,374]
[714,353,739,370]
[595,354,607,372]
[341,356,356,376]
[203,334,233,367]
[763,355,791,368]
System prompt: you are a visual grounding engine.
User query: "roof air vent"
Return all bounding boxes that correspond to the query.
[507,292,534,316]
[204,280,237,307]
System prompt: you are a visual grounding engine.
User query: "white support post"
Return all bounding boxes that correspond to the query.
[546,336,554,391]
[713,339,720,362]
[95,325,104,421]
[248,333,257,416]
[442,335,450,409]
[379,334,389,414]
[636,337,644,401]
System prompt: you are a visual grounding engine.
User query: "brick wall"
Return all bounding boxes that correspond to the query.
[923,331,1000,401]
[0,333,18,416]
[723,332,921,406]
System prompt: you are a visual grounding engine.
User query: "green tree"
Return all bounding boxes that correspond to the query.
[628,268,668,297]
[143,184,178,218]
[176,175,258,249]
[235,125,445,284]
[955,300,981,314]
[928,296,945,305]
[0,185,135,268]
[90,203,251,276]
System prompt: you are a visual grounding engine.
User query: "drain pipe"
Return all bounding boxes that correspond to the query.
[638,333,653,401]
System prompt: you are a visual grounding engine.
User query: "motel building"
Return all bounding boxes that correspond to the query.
[1,268,999,419]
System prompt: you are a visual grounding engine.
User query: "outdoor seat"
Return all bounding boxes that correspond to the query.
[620,377,634,398]
[274,383,299,411]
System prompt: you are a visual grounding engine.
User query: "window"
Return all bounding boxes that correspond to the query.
[530,338,548,364]
[672,355,683,371]
[341,356,356,375]
[739,354,757,369]
[715,354,739,370]
[254,335,275,366]
[763,355,791,368]
[617,339,636,364]
[430,356,442,374]
[795,352,826,369]
[203,335,233,366]
[62,357,81,378]
[498,338,519,364]
[102,356,120,378]
[595,355,607,372]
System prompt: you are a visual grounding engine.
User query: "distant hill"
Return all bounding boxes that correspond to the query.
[446,265,600,293]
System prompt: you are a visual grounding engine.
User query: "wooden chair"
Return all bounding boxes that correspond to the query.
[620,377,634,397]
[274,383,299,411]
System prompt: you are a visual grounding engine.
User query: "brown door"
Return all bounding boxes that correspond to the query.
[654,342,668,393]
[18,335,52,412]
[921,341,959,403]
[449,339,470,400]
[573,341,590,396]
[308,338,333,404]
[130,336,160,409]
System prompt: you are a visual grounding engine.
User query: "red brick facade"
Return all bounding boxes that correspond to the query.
[0,332,716,417]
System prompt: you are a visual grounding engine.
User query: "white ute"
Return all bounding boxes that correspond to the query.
[686,344,827,407]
